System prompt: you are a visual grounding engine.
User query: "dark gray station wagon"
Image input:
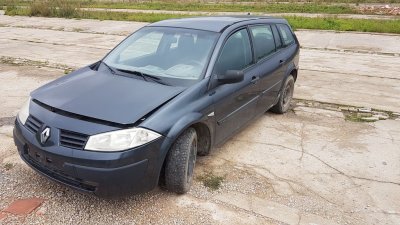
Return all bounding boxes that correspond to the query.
[14,16,300,197]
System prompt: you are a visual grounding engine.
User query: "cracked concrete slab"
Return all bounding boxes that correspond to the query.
[209,109,400,225]
[296,30,400,55]
[214,192,301,225]
[295,69,400,112]
[0,15,144,36]
[176,195,275,224]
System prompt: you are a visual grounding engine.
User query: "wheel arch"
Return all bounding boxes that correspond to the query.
[164,112,213,157]
[284,61,298,82]
[157,112,213,184]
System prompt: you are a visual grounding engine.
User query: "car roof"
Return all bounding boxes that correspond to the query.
[147,16,287,32]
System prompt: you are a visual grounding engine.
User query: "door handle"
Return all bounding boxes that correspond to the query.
[279,59,286,65]
[251,76,259,84]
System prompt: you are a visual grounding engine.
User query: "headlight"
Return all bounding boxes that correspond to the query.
[18,97,31,125]
[84,127,161,152]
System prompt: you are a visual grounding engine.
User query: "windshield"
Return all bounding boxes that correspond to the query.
[103,27,219,86]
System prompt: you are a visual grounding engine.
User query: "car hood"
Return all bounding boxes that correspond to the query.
[31,67,186,125]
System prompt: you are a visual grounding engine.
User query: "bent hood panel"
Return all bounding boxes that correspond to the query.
[31,68,185,125]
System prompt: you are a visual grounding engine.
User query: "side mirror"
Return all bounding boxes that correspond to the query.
[217,70,244,84]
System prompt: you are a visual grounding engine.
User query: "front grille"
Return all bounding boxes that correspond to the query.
[25,116,43,133]
[60,130,88,150]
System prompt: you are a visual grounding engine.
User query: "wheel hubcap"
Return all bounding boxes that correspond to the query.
[283,82,293,107]
[187,138,197,183]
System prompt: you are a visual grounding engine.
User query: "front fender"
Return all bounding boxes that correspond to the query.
[151,112,209,185]
[166,112,204,140]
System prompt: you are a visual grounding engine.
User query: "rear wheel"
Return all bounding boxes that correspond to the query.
[165,128,197,194]
[270,75,295,114]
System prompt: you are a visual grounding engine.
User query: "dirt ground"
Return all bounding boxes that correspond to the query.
[0,15,399,225]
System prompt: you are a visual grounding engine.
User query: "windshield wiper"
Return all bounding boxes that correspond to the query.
[115,69,170,86]
[101,61,116,75]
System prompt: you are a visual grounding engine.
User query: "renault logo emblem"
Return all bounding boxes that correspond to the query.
[40,127,51,144]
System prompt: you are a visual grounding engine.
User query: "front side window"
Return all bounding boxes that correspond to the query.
[213,29,252,75]
[103,27,219,86]
[250,25,276,60]
[276,24,295,46]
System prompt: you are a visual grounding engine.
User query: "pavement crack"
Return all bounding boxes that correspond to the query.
[1,37,112,50]
[212,153,340,206]
[0,56,74,71]
[301,68,400,81]
[231,139,400,186]
[299,123,306,161]
[301,46,399,57]
[303,150,400,186]
[1,24,125,36]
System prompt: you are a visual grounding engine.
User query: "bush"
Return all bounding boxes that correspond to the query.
[3,0,18,12]
[30,0,52,17]
[29,0,80,18]
[55,0,80,18]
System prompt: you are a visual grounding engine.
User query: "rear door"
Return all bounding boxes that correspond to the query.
[275,23,298,80]
[212,28,259,144]
[248,24,283,113]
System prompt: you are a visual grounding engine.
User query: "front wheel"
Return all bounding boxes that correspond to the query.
[164,128,197,194]
[270,75,295,114]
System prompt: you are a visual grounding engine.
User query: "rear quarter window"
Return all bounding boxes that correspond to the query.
[276,24,295,47]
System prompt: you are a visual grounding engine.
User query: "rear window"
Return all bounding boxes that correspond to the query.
[276,24,295,46]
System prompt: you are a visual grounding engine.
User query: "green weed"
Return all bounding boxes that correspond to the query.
[4,163,14,170]
[197,172,225,190]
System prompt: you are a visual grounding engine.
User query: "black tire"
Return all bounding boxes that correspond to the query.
[270,75,295,114]
[165,128,198,194]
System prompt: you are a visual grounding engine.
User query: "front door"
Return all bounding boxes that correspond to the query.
[211,28,259,144]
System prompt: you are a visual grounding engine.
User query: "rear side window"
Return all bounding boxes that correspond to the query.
[276,24,295,46]
[213,29,253,75]
[271,25,282,50]
[249,25,276,60]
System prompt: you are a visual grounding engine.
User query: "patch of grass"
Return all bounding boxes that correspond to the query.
[6,0,82,18]
[80,11,191,23]
[286,16,400,34]
[6,7,191,22]
[344,112,375,122]
[6,7,400,34]
[1,0,399,8]
[2,0,18,11]
[0,0,359,14]
[197,171,225,190]
[4,163,14,170]
[85,2,357,14]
